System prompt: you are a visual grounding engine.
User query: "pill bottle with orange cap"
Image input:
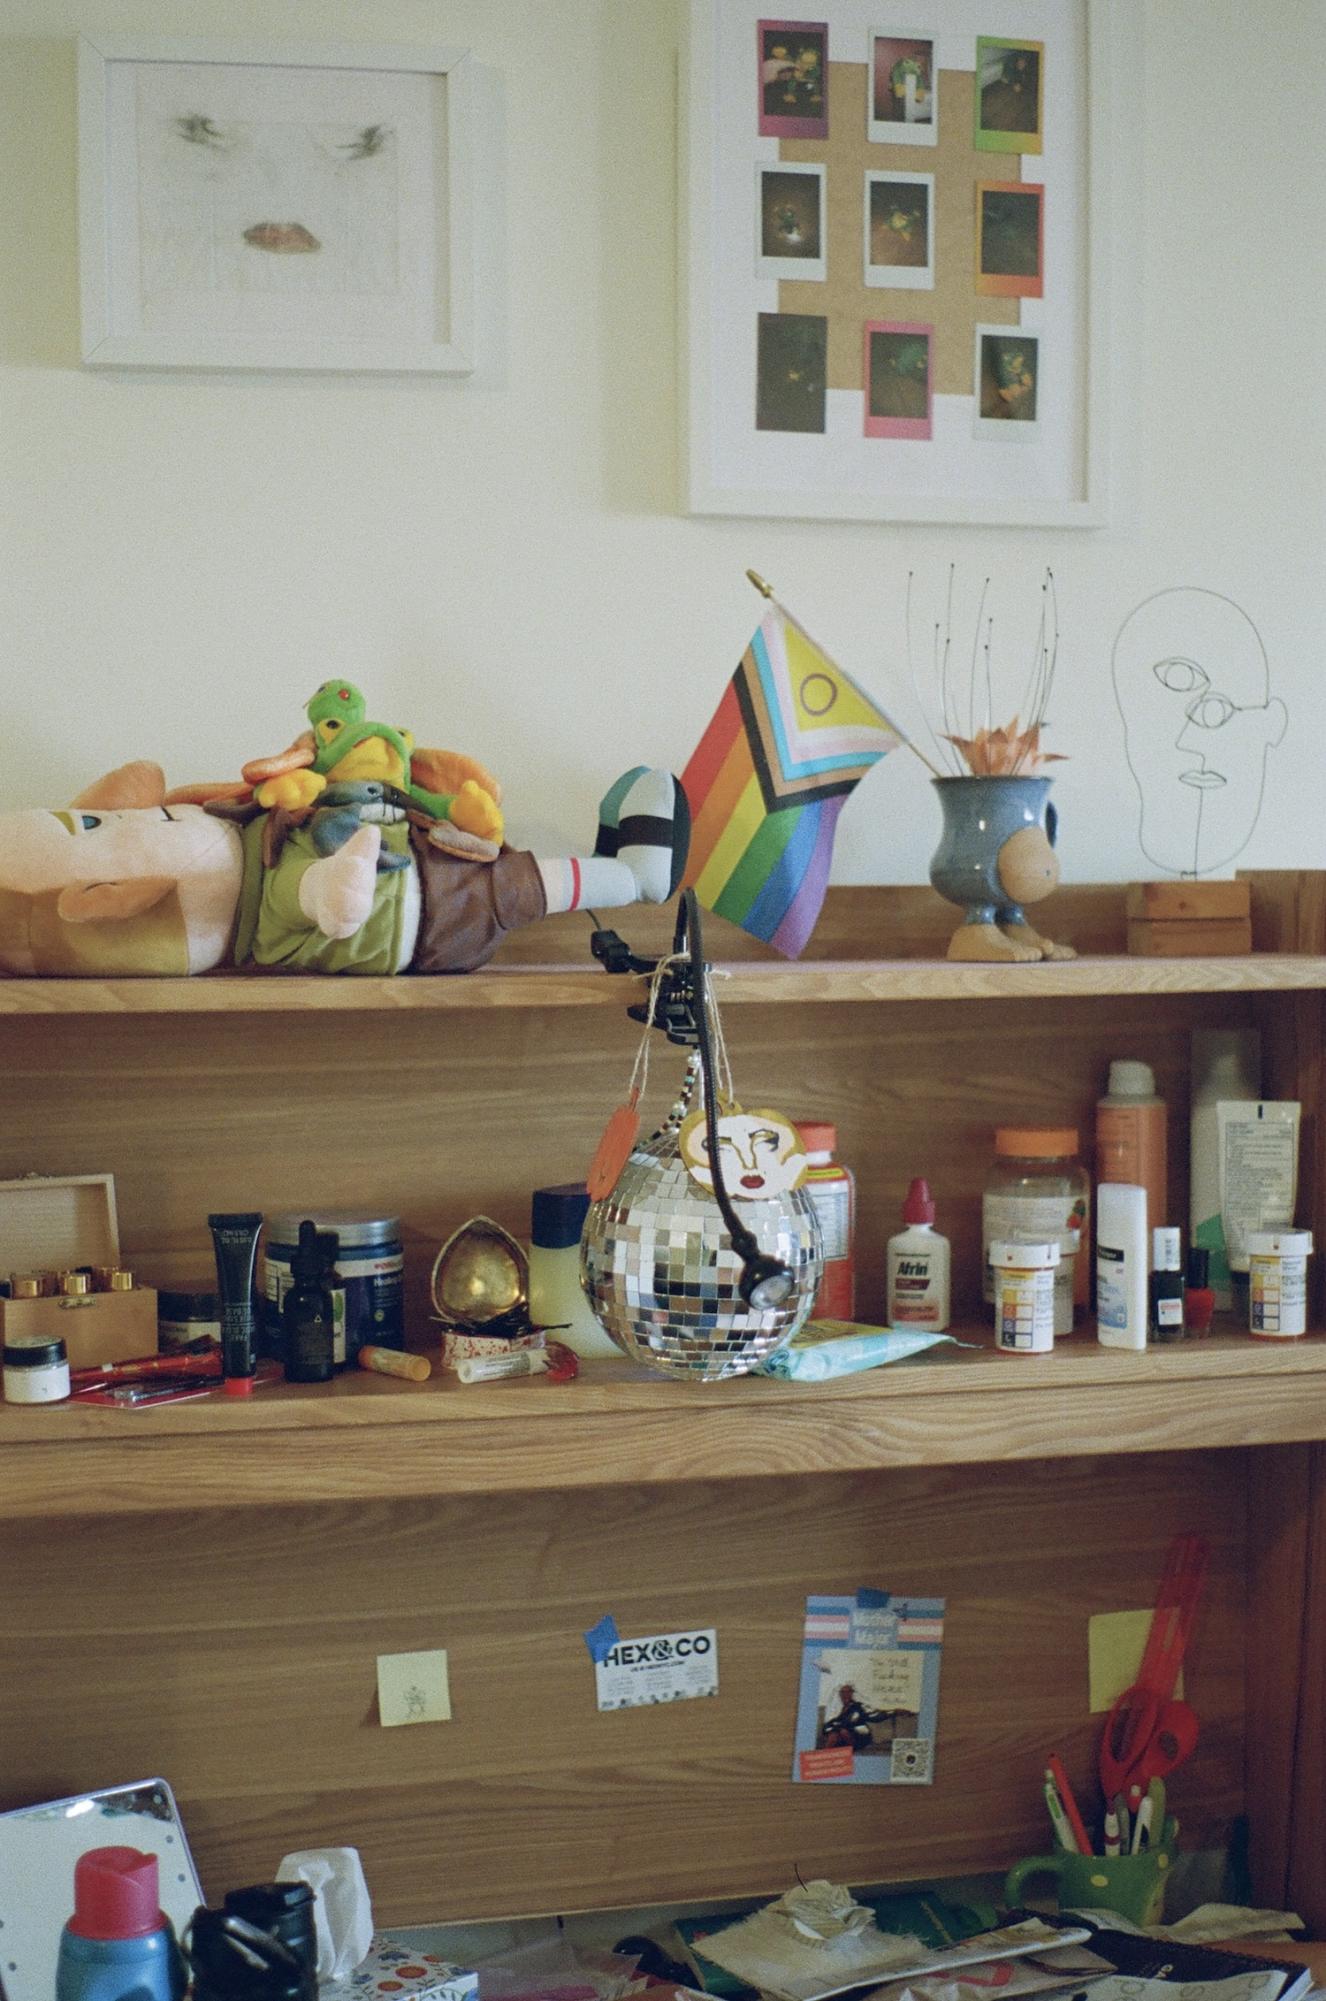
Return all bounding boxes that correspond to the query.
[982,1128,1089,1321]
[794,1121,855,1320]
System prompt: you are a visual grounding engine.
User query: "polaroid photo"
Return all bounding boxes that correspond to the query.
[976,182,1044,298]
[756,162,827,281]
[756,311,828,432]
[864,171,933,289]
[974,37,1044,154]
[864,321,932,440]
[973,325,1041,439]
[868,32,937,146]
[758,20,829,140]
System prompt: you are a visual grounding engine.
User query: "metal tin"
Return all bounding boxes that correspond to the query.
[264,1212,404,1366]
[158,1287,221,1354]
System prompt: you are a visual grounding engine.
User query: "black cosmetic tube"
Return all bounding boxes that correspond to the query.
[208,1213,262,1397]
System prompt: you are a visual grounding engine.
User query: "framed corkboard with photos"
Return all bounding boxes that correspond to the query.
[681,0,1112,525]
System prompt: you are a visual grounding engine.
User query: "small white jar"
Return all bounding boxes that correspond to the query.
[1248,1229,1314,1339]
[3,1334,71,1403]
[991,1240,1060,1355]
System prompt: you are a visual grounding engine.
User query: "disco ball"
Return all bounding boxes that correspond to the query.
[580,1123,823,1381]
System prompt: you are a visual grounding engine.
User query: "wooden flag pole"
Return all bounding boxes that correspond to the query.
[745,570,944,779]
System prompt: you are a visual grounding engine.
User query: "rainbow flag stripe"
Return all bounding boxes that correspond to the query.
[682,609,901,957]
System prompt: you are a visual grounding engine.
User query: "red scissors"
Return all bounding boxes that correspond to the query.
[1098,1532,1207,1810]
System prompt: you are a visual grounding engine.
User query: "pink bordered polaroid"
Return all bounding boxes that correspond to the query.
[758,20,829,139]
[868,31,938,146]
[864,321,932,440]
[977,181,1044,298]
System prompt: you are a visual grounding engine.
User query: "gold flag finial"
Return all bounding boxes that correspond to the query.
[746,569,774,599]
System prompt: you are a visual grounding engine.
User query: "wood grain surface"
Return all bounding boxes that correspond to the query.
[1,873,1323,1927]
[4,1337,1326,1516]
[0,1452,1248,1926]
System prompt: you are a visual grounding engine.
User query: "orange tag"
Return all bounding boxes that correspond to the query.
[587,1096,640,1199]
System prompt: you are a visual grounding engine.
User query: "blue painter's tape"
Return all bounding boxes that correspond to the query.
[584,1614,620,1663]
[856,1589,893,1609]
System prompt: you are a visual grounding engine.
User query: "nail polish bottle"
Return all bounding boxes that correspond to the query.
[1149,1227,1186,1343]
[1185,1245,1215,1337]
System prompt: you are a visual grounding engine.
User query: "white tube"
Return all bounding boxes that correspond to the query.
[455,1349,550,1384]
[1096,1183,1148,1350]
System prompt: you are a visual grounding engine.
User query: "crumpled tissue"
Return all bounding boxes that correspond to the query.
[276,1846,375,1981]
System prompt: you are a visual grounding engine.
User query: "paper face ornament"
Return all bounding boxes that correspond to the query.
[679,1107,809,1201]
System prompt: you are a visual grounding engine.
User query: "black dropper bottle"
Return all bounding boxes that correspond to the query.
[282,1221,338,1383]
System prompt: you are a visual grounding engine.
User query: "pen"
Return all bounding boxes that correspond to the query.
[1047,1754,1093,1856]
[1131,1794,1154,1854]
[1113,1791,1131,1853]
[1043,1772,1080,1854]
[70,1354,221,1387]
[74,1385,218,1407]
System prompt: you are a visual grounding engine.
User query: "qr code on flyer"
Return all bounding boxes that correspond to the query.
[890,1738,934,1784]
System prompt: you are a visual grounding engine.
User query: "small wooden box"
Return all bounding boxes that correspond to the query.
[0,1173,157,1373]
[1125,881,1252,957]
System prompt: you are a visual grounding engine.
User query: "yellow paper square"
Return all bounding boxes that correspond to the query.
[377,1649,451,1727]
[1088,1611,1185,1715]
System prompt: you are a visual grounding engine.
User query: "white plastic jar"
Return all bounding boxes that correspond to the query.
[3,1334,71,1403]
[991,1240,1060,1355]
[1248,1229,1314,1339]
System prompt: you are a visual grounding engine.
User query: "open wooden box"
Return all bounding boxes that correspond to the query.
[0,1174,157,1371]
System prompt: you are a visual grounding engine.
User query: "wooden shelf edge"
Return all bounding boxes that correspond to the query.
[3,953,1326,1013]
[4,1336,1326,1516]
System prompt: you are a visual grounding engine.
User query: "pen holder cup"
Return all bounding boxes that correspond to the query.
[1004,1828,1174,1928]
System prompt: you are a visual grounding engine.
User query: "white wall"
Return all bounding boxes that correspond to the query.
[2,0,1324,886]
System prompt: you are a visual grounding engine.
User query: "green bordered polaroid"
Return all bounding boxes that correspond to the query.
[974,36,1044,154]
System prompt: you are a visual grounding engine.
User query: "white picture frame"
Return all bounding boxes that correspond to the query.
[680,0,1115,526]
[78,34,478,374]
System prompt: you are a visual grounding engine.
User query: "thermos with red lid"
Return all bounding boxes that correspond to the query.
[56,1847,187,2001]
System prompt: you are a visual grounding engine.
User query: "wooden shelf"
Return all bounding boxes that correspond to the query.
[4,1331,1325,1518]
[2,953,1326,1013]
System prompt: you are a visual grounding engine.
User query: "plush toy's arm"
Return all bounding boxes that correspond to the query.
[410,748,502,804]
[165,781,253,806]
[72,763,168,810]
[410,748,504,842]
[57,877,177,923]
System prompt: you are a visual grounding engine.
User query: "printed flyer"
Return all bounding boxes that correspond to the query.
[792,1590,945,1784]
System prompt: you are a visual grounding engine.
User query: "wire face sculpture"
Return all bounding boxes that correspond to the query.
[1112,588,1288,879]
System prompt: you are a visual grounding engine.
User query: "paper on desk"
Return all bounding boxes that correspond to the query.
[860,1947,1114,2001]
[697,1901,1089,2001]
[1088,1610,1186,1714]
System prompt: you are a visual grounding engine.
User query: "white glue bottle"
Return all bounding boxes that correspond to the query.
[887,1179,951,1331]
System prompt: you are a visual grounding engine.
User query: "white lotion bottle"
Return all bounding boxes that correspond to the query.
[887,1178,951,1331]
[1096,1182,1149,1350]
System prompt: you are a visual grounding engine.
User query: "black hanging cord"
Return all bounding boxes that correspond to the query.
[679,889,795,1310]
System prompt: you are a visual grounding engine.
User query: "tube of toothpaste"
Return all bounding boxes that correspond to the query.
[757,1319,958,1382]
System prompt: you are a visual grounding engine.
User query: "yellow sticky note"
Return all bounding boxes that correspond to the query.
[377,1649,451,1727]
[1088,1611,1185,1715]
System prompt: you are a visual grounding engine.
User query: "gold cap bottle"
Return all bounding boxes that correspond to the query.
[108,1269,135,1292]
[9,1274,41,1299]
[60,1271,92,1298]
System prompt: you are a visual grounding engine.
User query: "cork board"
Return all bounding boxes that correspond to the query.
[684,0,1102,525]
[778,63,1018,397]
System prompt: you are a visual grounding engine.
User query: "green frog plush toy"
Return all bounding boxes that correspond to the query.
[248,680,504,851]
